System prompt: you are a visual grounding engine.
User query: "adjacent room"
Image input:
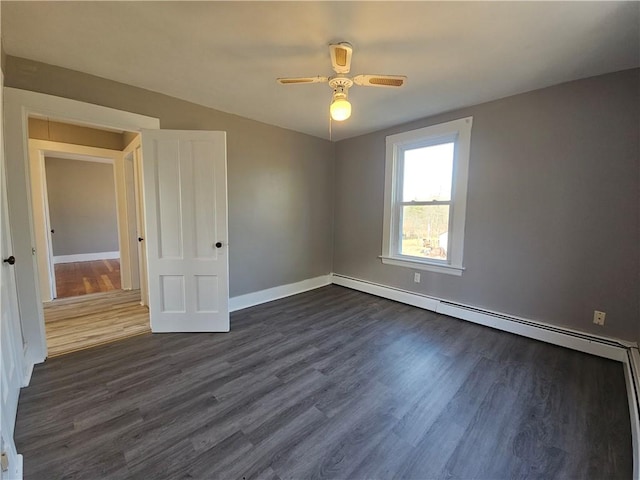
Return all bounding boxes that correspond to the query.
[26,118,150,357]
[0,2,638,479]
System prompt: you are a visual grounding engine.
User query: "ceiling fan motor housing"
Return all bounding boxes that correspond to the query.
[329,76,354,95]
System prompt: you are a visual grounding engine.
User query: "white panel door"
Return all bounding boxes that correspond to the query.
[0,104,25,478]
[141,130,229,332]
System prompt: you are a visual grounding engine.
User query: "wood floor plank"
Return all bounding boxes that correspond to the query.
[15,285,633,479]
[55,259,121,298]
[232,404,328,480]
[44,289,150,357]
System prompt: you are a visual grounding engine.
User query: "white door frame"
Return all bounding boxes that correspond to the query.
[0,68,25,479]
[28,140,135,302]
[1,144,25,479]
[4,87,159,369]
[122,136,148,306]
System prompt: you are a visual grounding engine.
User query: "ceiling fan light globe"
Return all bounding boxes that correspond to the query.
[330,98,352,121]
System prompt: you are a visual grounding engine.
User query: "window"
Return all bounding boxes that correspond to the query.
[381,117,472,275]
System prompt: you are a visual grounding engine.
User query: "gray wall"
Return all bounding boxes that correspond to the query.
[334,69,639,343]
[45,157,119,256]
[6,55,334,297]
[7,56,638,342]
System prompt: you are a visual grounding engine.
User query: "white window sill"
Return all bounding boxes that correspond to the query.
[379,255,465,276]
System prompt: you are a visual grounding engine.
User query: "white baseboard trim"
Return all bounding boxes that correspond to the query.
[331,274,632,361]
[229,274,332,313]
[331,274,440,312]
[5,454,23,480]
[53,251,120,264]
[22,360,34,388]
[16,454,23,480]
[437,302,628,362]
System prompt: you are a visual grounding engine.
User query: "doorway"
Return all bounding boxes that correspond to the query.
[26,118,151,356]
[5,87,230,369]
[45,155,121,298]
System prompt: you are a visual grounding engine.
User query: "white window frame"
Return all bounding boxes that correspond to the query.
[381,117,473,276]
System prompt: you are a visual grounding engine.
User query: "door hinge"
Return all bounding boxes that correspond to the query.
[1,451,9,472]
[32,247,36,255]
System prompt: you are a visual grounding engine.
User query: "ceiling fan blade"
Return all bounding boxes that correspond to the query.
[329,42,353,74]
[353,74,407,88]
[277,76,328,85]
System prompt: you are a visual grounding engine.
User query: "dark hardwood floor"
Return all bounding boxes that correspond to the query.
[55,259,121,298]
[15,285,632,479]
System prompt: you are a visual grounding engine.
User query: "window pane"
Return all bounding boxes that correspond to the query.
[402,142,454,202]
[401,205,449,260]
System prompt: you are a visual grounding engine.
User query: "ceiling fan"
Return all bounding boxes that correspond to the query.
[277,42,407,122]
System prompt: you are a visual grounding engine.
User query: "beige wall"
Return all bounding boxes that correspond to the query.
[333,68,640,343]
[6,55,335,297]
[45,157,119,256]
[28,118,125,150]
[122,131,138,149]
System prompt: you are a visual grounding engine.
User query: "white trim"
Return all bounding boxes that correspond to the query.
[4,87,160,368]
[28,141,56,301]
[380,255,464,276]
[331,274,633,360]
[382,117,472,275]
[437,301,627,362]
[28,139,130,301]
[121,136,142,293]
[15,455,24,480]
[21,361,34,388]
[5,88,161,132]
[30,140,118,165]
[331,274,440,312]
[43,152,114,164]
[53,251,120,264]
[229,275,332,313]
[126,138,149,306]
[625,348,640,480]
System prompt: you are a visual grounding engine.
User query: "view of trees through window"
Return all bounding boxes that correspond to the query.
[399,142,453,260]
[401,205,449,259]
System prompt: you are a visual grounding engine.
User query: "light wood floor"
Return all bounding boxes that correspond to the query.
[44,289,150,357]
[18,285,632,479]
[54,259,121,298]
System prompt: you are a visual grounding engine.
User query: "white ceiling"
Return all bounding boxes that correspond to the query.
[2,1,639,141]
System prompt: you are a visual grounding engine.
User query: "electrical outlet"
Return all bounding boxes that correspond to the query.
[414,272,421,283]
[593,310,606,326]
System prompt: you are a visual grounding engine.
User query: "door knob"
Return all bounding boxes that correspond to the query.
[138,237,144,242]
[3,256,15,265]
[215,242,222,248]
